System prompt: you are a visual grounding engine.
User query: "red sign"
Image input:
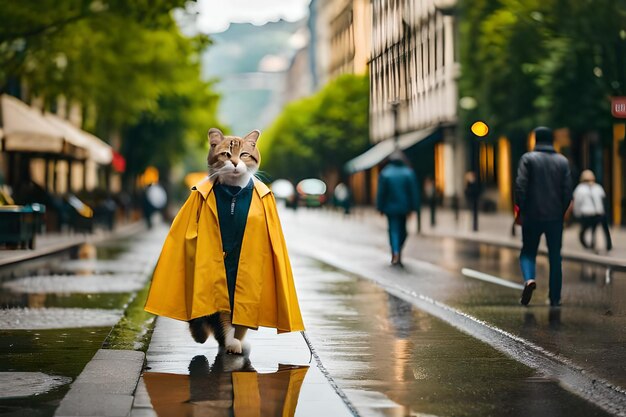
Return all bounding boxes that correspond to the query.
[112,151,126,173]
[612,97,626,118]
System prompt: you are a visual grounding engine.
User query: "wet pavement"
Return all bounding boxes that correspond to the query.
[279,208,626,415]
[1,206,624,416]
[134,313,352,417]
[135,254,613,417]
[0,226,166,416]
[295,258,613,417]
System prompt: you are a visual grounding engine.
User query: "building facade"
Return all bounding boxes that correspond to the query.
[347,0,465,205]
[314,0,372,85]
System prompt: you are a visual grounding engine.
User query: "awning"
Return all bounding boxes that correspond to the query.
[44,113,91,159]
[0,94,64,153]
[85,133,113,165]
[44,113,113,165]
[345,127,437,173]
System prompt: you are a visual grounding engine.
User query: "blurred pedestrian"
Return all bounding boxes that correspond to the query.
[142,182,167,229]
[333,182,351,215]
[573,169,612,252]
[515,127,573,307]
[376,150,420,267]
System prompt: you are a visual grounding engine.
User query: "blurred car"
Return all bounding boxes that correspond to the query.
[271,179,295,200]
[296,178,327,208]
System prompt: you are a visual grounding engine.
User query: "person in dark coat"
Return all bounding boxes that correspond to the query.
[515,127,573,307]
[376,150,420,266]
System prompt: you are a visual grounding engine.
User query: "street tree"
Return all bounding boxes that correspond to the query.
[0,1,222,192]
[260,74,369,186]
[459,0,626,145]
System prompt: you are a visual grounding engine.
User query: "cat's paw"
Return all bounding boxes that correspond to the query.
[225,338,242,355]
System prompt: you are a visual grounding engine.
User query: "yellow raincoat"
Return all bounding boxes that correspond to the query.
[144,178,304,333]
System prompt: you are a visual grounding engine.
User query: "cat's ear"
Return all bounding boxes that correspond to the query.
[208,128,224,148]
[243,130,261,146]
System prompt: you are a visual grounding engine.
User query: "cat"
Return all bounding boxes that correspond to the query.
[187,128,260,354]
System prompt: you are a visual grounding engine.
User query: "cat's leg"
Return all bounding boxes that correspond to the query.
[203,312,244,354]
[224,328,242,354]
[204,312,226,347]
[234,325,247,342]
[188,317,211,344]
[219,312,243,354]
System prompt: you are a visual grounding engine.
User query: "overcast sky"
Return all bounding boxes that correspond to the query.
[194,0,312,33]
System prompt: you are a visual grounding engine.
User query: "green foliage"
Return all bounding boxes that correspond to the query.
[0,1,222,187]
[260,74,370,183]
[459,0,626,140]
[103,280,156,352]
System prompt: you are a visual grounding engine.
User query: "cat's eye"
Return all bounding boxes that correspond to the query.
[241,152,250,158]
[220,151,231,158]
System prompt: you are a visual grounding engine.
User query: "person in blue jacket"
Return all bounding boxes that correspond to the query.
[376,150,420,266]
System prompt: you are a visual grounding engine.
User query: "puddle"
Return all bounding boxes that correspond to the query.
[60,259,149,274]
[3,274,146,294]
[139,315,351,416]
[144,356,309,417]
[0,307,123,330]
[0,326,112,416]
[0,227,167,416]
[0,372,72,399]
[0,291,129,310]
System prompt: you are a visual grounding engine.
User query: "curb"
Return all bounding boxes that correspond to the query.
[48,224,161,417]
[54,349,145,417]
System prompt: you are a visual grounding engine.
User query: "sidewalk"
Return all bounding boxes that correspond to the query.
[348,206,626,268]
[130,317,353,417]
[0,221,145,267]
[46,223,355,417]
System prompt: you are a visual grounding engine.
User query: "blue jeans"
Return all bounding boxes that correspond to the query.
[520,219,563,304]
[387,215,408,255]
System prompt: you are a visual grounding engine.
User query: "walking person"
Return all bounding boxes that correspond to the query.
[573,169,612,252]
[515,127,573,307]
[376,150,420,267]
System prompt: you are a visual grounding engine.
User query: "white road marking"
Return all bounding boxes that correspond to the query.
[461,268,524,290]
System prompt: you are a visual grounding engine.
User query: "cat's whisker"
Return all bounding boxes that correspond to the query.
[253,171,270,183]
[206,171,221,181]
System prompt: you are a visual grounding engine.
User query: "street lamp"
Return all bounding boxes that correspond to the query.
[471,121,489,137]
[468,120,488,232]
[390,100,400,148]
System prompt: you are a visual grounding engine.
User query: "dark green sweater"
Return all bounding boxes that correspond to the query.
[214,179,254,310]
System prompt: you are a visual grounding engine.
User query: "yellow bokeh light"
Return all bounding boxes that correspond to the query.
[138,166,160,187]
[471,121,489,137]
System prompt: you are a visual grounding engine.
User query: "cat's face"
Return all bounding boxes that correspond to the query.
[207,128,261,187]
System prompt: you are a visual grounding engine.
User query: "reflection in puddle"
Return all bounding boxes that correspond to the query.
[144,353,308,417]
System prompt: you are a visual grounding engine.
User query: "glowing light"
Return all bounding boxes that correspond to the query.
[471,121,489,137]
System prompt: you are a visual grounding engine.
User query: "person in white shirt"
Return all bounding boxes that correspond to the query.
[573,170,612,251]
